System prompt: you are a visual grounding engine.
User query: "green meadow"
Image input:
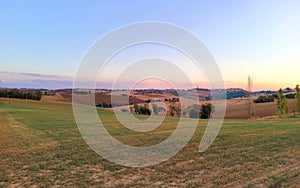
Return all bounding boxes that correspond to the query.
[0,99,299,187]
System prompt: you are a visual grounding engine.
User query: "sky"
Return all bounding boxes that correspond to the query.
[1,0,300,90]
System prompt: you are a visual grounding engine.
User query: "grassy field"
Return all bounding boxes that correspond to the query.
[0,98,300,187]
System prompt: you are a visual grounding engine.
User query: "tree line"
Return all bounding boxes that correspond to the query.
[0,89,42,101]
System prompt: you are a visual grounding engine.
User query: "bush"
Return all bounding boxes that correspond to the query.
[254,95,275,103]
[96,102,112,108]
[285,93,295,99]
[152,104,159,115]
[200,103,213,119]
[121,108,129,113]
[188,104,200,119]
[189,108,199,118]
[133,104,151,116]
[158,107,166,112]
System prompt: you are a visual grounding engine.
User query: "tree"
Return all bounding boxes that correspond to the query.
[133,104,151,115]
[189,108,199,118]
[152,104,159,115]
[140,105,151,115]
[253,95,275,103]
[277,88,288,118]
[296,85,300,113]
[36,90,42,100]
[188,104,200,119]
[133,104,139,114]
[200,103,213,119]
[187,104,213,119]
[169,104,180,117]
[0,89,8,98]
[247,75,253,118]
[170,105,176,117]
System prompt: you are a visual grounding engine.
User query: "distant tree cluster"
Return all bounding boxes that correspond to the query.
[213,91,245,99]
[167,90,179,96]
[73,91,91,95]
[164,98,179,102]
[133,104,151,115]
[0,89,41,100]
[253,95,275,103]
[187,103,213,119]
[96,102,112,108]
[96,102,130,108]
[144,99,163,103]
[285,93,296,99]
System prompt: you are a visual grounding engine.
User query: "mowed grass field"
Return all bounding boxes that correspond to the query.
[0,99,300,187]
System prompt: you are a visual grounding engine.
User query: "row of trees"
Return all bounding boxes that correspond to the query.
[0,89,42,101]
[96,102,130,108]
[96,102,112,108]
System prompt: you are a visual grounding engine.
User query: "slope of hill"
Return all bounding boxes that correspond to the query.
[41,93,71,103]
[225,98,297,119]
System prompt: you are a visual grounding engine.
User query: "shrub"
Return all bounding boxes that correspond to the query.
[133,104,151,116]
[121,108,129,113]
[200,103,213,119]
[96,102,112,108]
[152,104,159,115]
[254,95,275,103]
[188,104,200,119]
[285,93,295,99]
[189,108,199,118]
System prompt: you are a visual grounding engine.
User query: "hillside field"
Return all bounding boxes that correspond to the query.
[0,98,300,187]
[44,93,299,119]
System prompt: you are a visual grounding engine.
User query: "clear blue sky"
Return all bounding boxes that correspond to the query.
[1,0,300,89]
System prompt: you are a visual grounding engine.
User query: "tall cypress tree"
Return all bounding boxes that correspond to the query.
[296,85,300,113]
[277,88,288,118]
